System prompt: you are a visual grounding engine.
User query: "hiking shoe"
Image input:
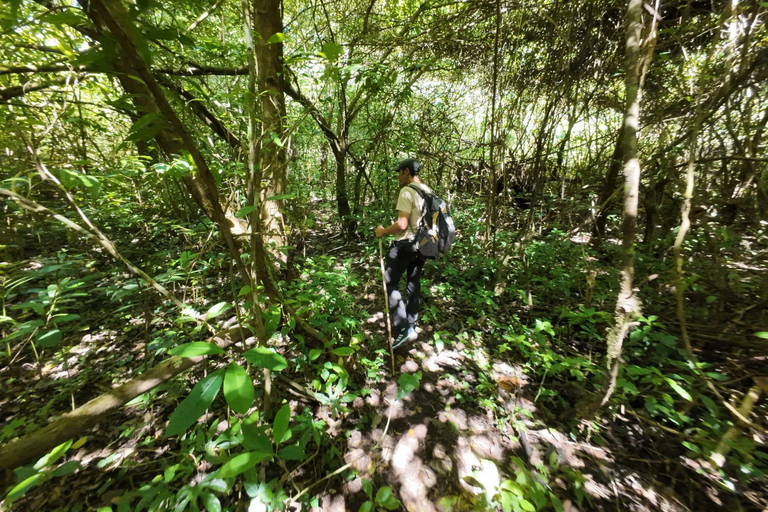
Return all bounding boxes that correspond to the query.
[392,327,417,349]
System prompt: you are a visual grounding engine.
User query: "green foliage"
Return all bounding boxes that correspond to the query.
[223,362,254,414]
[243,347,288,371]
[360,480,402,511]
[166,369,225,438]
[396,371,421,400]
[5,439,84,504]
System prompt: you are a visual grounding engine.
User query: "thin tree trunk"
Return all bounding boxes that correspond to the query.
[485,0,502,245]
[334,148,355,236]
[591,0,645,412]
[591,126,624,244]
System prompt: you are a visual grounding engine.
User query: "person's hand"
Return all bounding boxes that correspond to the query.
[375,225,385,238]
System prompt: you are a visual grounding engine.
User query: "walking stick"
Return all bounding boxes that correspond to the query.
[379,238,395,375]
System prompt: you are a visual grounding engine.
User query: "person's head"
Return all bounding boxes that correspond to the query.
[391,158,420,185]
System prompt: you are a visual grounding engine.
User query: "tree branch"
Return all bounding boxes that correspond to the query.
[157,75,243,150]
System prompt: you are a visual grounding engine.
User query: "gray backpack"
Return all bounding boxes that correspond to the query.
[409,184,456,259]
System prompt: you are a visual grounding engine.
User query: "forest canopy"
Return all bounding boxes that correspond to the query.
[0,0,766,510]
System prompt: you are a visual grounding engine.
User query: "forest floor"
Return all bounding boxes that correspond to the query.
[292,227,690,512]
[1,206,766,511]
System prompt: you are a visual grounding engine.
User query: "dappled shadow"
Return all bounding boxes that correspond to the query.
[310,325,693,512]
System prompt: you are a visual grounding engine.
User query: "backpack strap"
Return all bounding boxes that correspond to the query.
[408,184,428,227]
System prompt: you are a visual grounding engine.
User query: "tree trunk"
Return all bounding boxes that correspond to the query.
[591,0,645,412]
[254,0,288,251]
[334,147,355,236]
[591,126,624,244]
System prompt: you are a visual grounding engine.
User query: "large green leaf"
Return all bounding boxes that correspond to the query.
[396,371,422,400]
[243,347,287,371]
[235,205,257,218]
[35,329,62,348]
[201,492,222,512]
[665,378,692,401]
[5,472,46,502]
[169,342,224,358]
[243,422,273,454]
[166,369,225,437]
[277,444,305,461]
[374,486,401,510]
[321,41,342,61]
[224,362,254,415]
[206,302,231,320]
[34,439,72,470]
[217,451,271,479]
[272,404,291,446]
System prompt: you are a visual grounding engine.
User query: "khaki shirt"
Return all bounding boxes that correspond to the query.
[394,183,431,242]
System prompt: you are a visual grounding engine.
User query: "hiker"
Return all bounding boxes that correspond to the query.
[375,158,430,349]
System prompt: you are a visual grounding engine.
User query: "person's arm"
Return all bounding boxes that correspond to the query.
[375,211,409,238]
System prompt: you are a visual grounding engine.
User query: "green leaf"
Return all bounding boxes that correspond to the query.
[34,439,73,470]
[5,472,46,502]
[266,32,285,44]
[262,305,281,337]
[79,175,100,197]
[374,486,401,510]
[550,493,564,512]
[204,478,228,493]
[665,378,692,401]
[277,444,305,460]
[224,362,254,415]
[500,491,513,512]
[166,369,225,437]
[332,346,354,357]
[500,480,522,495]
[272,404,291,446]
[242,424,273,454]
[520,498,535,512]
[235,205,257,218]
[361,478,373,499]
[206,302,231,320]
[58,168,81,190]
[201,492,222,512]
[1,320,43,343]
[396,371,422,400]
[308,349,322,361]
[268,131,284,148]
[753,332,768,340]
[359,501,373,512]
[264,193,296,201]
[218,451,271,479]
[682,441,700,454]
[169,342,224,358]
[35,329,62,348]
[238,285,252,297]
[50,460,81,477]
[51,313,80,323]
[243,347,288,371]
[321,41,343,61]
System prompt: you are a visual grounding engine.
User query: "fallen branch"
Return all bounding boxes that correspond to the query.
[0,325,249,483]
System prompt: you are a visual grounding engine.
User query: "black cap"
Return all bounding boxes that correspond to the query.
[390,158,420,176]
